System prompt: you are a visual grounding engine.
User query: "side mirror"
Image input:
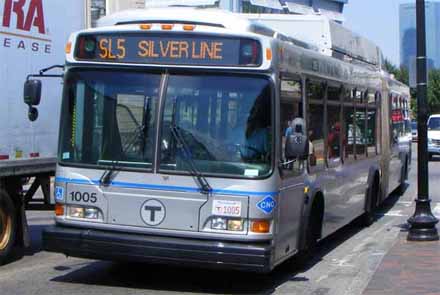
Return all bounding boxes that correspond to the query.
[24,79,42,106]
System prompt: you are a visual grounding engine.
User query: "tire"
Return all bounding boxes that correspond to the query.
[397,160,408,195]
[0,190,17,265]
[359,179,379,227]
[296,206,321,268]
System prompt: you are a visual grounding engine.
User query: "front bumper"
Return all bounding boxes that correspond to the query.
[42,225,273,272]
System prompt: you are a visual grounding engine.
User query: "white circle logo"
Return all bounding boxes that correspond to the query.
[140,199,166,226]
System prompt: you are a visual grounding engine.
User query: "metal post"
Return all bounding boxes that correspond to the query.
[407,0,439,241]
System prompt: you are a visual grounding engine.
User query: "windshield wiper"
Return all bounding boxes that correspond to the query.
[168,97,211,195]
[99,124,146,186]
[100,97,152,186]
[170,125,212,195]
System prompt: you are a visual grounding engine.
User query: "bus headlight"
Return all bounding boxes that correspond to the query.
[69,206,84,218]
[227,219,244,231]
[67,205,102,221]
[211,218,244,232]
[211,217,227,230]
[84,207,100,219]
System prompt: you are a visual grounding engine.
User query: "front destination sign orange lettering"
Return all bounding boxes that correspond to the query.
[75,33,262,67]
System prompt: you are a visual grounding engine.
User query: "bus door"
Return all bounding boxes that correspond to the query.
[389,94,403,189]
[277,77,305,260]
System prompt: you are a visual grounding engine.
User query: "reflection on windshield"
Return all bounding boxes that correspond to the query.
[59,71,273,178]
[59,70,160,168]
[429,118,440,131]
[160,75,272,177]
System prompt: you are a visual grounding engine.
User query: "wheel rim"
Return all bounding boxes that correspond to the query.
[0,207,12,251]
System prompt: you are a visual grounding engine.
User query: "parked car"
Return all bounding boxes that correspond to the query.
[428,115,440,160]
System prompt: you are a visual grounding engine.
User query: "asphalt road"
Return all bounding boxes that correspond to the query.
[1,143,440,295]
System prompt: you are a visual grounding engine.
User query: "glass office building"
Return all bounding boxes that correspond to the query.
[400,1,440,69]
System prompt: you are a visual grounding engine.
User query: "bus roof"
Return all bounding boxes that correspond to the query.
[98,8,250,29]
[97,8,382,68]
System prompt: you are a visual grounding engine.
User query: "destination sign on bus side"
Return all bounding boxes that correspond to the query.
[74,34,261,66]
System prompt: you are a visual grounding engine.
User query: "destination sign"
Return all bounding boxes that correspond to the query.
[74,33,262,67]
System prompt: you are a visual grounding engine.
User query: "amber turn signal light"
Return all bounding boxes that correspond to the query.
[55,204,64,216]
[266,48,272,61]
[65,42,72,54]
[251,220,270,233]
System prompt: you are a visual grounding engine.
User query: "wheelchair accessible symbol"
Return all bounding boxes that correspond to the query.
[55,186,64,201]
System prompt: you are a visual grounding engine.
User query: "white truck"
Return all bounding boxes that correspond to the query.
[0,0,86,264]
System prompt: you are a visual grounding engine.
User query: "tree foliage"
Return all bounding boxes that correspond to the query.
[427,69,440,114]
[383,59,409,85]
[383,59,416,115]
[383,59,440,116]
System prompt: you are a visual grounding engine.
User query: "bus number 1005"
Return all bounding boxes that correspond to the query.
[69,191,98,203]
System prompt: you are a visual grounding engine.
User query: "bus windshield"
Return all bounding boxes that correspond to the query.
[160,74,272,178]
[59,70,273,178]
[59,70,160,170]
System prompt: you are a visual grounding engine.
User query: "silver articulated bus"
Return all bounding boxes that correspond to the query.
[24,8,411,272]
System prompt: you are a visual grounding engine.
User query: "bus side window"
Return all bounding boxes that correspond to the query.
[375,93,382,155]
[307,80,325,171]
[367,91,378,157]
[390,94,397,147]
[326,85,342,164]
[280,78,303,176]
[355,91,367,159]
[343,88,355,162]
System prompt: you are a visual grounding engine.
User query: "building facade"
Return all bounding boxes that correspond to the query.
[400,1,440,69]
[90,0,348,26]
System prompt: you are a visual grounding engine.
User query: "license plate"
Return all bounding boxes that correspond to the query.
[212,200,242,217]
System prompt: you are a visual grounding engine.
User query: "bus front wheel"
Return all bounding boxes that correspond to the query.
[0,190,17,265]
[296,199,323,268]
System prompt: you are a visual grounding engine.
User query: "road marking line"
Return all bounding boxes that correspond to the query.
[397,201,412,204]
[380,210,405,217]
[331,255,355,268]
[397,201,413,206]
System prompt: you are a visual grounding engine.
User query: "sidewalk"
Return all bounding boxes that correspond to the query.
[363,225,440,295]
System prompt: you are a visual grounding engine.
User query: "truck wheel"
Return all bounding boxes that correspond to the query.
[0,191,17,265]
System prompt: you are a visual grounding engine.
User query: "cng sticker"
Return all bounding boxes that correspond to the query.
[256,196,277,214]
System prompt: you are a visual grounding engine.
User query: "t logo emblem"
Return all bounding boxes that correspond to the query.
[144,205,162,222]
[140,199,166,226]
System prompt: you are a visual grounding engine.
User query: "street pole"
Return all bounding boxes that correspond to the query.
[407,0,439,241]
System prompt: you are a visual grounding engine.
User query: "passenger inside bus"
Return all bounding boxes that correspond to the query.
[328,122,342,159]
[241,93,271,162]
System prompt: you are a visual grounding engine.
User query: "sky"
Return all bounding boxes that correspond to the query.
[344,0,405,66]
